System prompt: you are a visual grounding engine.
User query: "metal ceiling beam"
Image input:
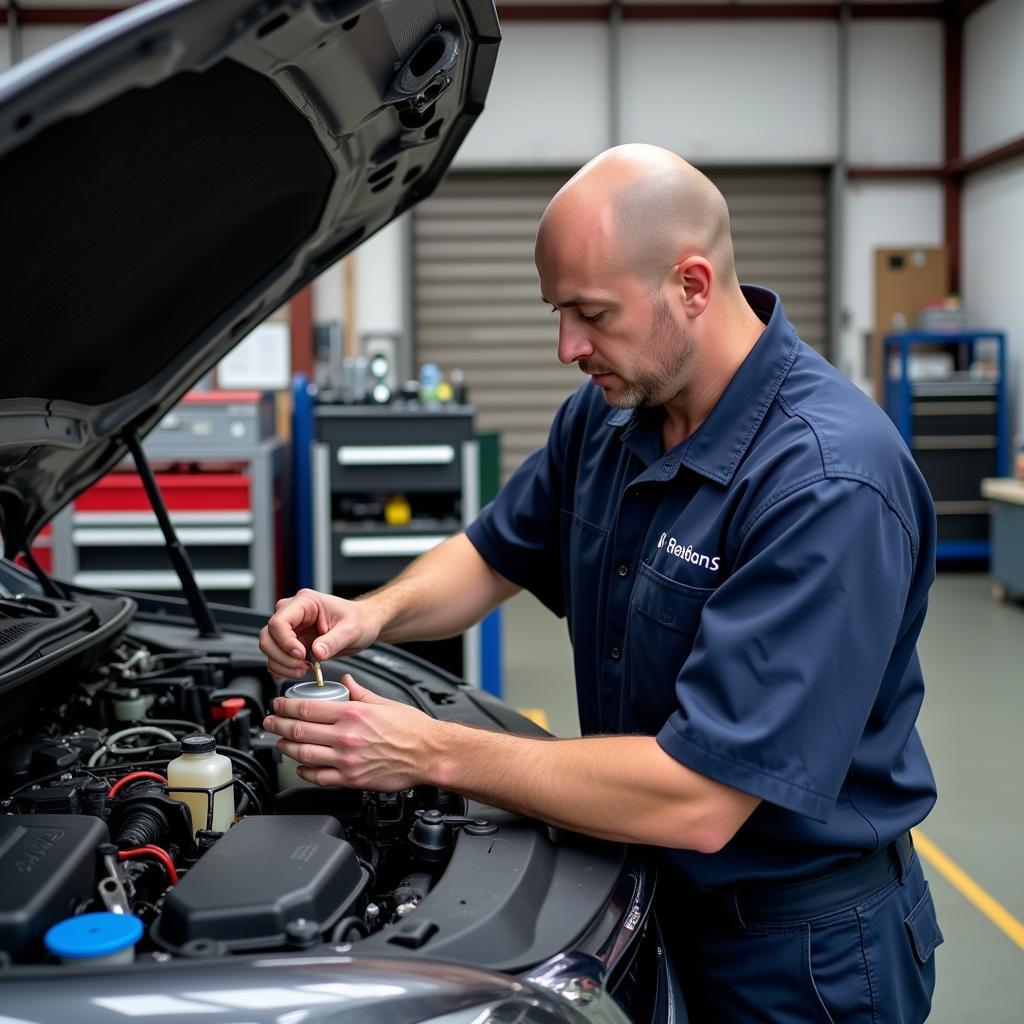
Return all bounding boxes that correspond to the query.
[949,135,1024,176]
[847,167,946,179]
[496,3,948,20]
[0,8,126,24]
[0,1,989,27]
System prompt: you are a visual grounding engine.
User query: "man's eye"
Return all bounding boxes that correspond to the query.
[549,305,558,314]
[580,311,604,324]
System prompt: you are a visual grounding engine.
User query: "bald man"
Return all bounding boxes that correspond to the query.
[262,146,941,1022]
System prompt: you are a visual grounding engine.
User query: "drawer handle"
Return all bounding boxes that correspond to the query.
[912,435,996,450]
[340,536,447,558]
[73,570,254,589]
[337,445,455,466]
[72,527,254,546]
[934,501,990,515]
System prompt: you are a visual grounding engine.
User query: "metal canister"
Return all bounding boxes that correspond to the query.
[277,679,349,790]
[284,679,350,702]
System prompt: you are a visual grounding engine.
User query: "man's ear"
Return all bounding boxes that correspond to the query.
[673,256,712,317]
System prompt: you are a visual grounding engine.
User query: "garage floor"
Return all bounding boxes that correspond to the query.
[501,571,1024,1022]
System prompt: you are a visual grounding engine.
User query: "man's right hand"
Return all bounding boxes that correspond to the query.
[259,589,383,679]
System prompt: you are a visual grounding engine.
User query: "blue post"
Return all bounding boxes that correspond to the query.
[291,374,315,591]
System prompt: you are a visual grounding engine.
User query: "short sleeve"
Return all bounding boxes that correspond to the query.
[465,393,577,617]
[656,477,916,822]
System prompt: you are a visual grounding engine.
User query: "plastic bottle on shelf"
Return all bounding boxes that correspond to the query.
[167,735,235,835]
[419,362,442,403]
[384,493,412,526]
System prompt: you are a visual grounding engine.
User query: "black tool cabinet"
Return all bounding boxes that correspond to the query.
[312,404,480,684]
[883,331,1008,561]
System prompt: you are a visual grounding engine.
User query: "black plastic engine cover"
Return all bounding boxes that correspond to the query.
[0,813,109,962]
[153,815,366,952]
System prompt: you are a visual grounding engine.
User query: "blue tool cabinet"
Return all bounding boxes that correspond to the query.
[883,330,1009,562]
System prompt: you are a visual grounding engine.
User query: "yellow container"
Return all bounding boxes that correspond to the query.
[167,735,235,835]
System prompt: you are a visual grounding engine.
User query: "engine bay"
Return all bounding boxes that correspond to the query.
[0,624,480,966]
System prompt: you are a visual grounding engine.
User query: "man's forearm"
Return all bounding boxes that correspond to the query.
[426,723,759,853]
[359,532,520,645]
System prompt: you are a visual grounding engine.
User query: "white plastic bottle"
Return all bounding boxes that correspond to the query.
[167,735,235,835]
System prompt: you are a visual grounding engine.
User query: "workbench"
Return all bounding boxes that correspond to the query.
[980,477,1024,601]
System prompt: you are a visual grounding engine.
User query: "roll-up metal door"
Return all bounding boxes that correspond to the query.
[414,169,827,480]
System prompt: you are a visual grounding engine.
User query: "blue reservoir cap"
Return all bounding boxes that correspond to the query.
[45,912,143,959]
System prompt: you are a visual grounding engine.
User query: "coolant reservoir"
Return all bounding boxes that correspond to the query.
[167,735,235,835]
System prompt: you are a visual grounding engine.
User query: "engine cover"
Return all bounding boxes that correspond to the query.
[0,813,109,962]
[153,815,367,952]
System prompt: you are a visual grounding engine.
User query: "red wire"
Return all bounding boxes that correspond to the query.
[118,845,180,884]
[107,771,168,798]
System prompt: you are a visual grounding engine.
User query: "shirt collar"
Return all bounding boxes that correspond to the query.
[610,285,801,486]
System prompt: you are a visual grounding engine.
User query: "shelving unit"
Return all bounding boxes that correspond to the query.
[312,404,480,686]
[50,392,285,611]
[884,330,1009,561]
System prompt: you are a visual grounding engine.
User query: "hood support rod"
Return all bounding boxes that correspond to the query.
[122,428,221,639]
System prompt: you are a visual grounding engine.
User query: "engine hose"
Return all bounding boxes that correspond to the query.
[88,727,178,766]
[117,807,168,850]
[119,845,179,884]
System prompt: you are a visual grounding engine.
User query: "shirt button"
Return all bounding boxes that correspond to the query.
[618,564,629,577]
[610,647,621,660]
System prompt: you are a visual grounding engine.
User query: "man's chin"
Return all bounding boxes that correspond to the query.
[599,386,645,410]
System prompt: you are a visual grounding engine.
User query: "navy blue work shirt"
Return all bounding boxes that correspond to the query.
[466,285,938,888]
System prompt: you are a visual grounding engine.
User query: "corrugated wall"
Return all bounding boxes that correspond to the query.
[414,169,827,479]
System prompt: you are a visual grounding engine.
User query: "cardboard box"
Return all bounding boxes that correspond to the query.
[872,246,949,401]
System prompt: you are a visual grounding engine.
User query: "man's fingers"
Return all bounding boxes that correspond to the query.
[266,659,307,680]
[272,696,350,724]
[276,738,336,767]
[312,619,365,661]
[296,765,344,788]
[263,715,339,747]
[267,593,321,659]
[343,675,390,705]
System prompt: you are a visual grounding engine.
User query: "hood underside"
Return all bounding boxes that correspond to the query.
[0,0,499,551]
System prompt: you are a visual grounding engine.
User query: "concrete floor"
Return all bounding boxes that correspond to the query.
[500,571,1024,1022]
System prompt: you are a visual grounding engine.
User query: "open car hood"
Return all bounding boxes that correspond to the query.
[0,0,499,553]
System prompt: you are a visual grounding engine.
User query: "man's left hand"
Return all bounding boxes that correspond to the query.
[263,674,445,791]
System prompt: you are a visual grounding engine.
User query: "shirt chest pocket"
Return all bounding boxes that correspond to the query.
[626,562,714,732]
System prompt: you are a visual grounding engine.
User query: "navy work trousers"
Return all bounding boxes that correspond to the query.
[658,846,943,1023]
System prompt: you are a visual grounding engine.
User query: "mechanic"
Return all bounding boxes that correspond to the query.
[261,144,943,1022]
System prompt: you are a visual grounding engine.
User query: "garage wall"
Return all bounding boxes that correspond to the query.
[842,182,944,385]
[963,0,1024,158]
[962,0,1024,437]
[847,20,943,167]
[618,20,838,162]
[311,15,946,443]
[445,16,944,400]
[454,21,610,166]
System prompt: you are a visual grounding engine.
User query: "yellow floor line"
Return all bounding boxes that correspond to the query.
[518,707,550,730]
[912,827,1024,951]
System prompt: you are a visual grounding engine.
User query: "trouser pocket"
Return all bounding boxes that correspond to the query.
[858,860,942,1023]
[662,858,941,1024]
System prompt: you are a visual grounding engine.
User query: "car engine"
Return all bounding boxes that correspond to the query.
[0,622,479,966]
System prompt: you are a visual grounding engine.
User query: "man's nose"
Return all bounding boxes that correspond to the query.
[557,321,593,365]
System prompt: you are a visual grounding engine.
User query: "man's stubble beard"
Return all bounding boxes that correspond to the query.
[607,296,697,410]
